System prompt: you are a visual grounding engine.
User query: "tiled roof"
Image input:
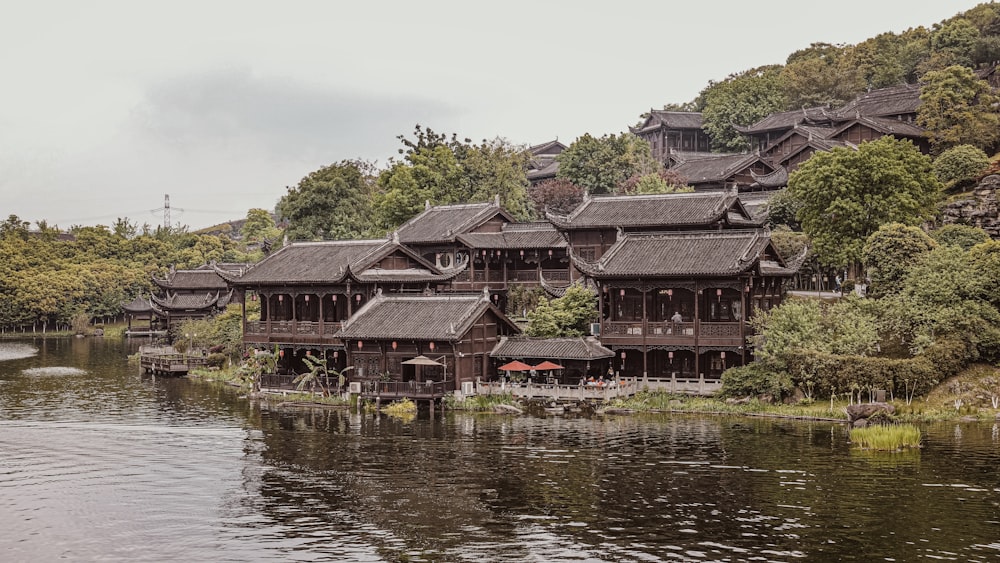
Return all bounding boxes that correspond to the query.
[832,83,922,119]
[750,166,788,188]
[526,158,559,181]
[572,230,775,278]
[152,269,231,290]
[227,239,460,285]
[338,293,517,341]
[546,192,752,229]
[670,153,766,185]
[457,222,567,249]
[490,336,614,360]
[228,240,388,284]
[529,140,567,156]
[760,125,835,155]
[150,291,228,310]
[829,116,925,139]
[395,201,512,244]
[632,110,704,134]
[738,106,832,133]
[122,296,153,313]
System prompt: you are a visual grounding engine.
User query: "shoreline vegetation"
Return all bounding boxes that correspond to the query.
[184,364,1000,425]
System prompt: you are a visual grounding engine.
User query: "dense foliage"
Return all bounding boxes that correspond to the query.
[699,65,786,152]
[0,214,260,332]
[931,144,992,190]
[277,160,378,241]
[787,137,942,270]
[525,285,598,338]
[555,133,660,195]
[917,65,1000,153]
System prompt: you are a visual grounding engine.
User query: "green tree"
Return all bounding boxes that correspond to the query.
[240,208,280,243]
[862,223,937,299]
[619,170,692,195]
[918,65,1000,153]
[932,144,991,190]
[843,30,930,90]
[700,65,786,152]
[374,125,532,228]
[932,224,991,251]
[555,133,659,195]
[780,43,863,108]
[787,137,942,271]
[525,285,597,337]
[277,159,378,241]
[880,244,1000,359]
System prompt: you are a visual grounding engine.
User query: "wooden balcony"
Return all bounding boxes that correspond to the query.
[452,268,572,290]
[359,380,452,400]
[600,320,742,346]
[244,319,344,345]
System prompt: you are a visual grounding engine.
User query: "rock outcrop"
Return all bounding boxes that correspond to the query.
[940,174,1000,238]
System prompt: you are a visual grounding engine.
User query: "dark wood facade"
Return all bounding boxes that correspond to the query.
[573,230,794,380]
[630,111,710,162]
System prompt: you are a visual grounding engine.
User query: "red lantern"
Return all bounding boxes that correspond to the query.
[720,351,726,360]
[668,351,674,359]
[391,341,397,350]
[278,349,284,358]
[304,295,309,302]
[620,351,626,359]
[429,342,435,351]
[666,289,673,297]
[519,250,524,257]
[333,351,339,359]
[716,288,722,302]
[620,289,626,297]
[278,295,283,302]
[306,350,311,356]
[332,294,337,302]
[548,249,553,257]
[355,294,361,302]
[357,341,363,350]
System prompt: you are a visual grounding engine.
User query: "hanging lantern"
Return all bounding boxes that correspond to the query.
[355,294,362,302]
[667,289,673,297]
[278,349,285,358]
[716,288,722,301]
[519,250,524,258]
[620,289,626,297]
[392,341,397,350]
[620,351,626,359]
[278,295,283,302]
[357,341,363,350]
[548,249,553,257]
[332,294,337,302]
[668,351,674,359]
[720,351,726,360]
[429,342,435,351]
[333,351,339,359]
[306,350,311,356]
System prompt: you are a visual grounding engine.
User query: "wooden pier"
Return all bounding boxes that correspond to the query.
[139,346,208,376]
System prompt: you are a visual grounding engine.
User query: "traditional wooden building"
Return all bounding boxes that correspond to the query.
[666,151,777,191]
[571,229,795,381]
[452,221,572,294]
[526,140,566,185]
[489,336,614,384]
[338,291,520,391]
[219,238,466,373]
[150,265,243,331]
[630,110,711,161]
[121,295,159,336]
[395,199,513,269]
[736,106,834,151]
[826,116,929,153]
[831,83,922,123]
[546,191,763,264]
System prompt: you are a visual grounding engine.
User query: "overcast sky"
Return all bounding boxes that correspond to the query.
[0,0,986,230]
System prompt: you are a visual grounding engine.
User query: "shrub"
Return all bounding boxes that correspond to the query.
[720,362,792,398]
[206,353,227,369]
[932,144,990,191]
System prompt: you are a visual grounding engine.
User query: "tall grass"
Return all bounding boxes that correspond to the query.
[850,424,922,451]
[445,392,520,412]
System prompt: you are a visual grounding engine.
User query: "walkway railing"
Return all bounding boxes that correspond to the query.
[476,380,639,401]
[360,380,452,400]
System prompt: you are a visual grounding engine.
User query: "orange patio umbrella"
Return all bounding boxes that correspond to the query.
[532,361,564,371]
[498,360,533,372]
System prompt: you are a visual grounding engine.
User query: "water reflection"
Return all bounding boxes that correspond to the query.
[1,339,1000,562]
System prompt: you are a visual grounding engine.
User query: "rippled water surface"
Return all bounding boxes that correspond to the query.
[2,338,1000,562]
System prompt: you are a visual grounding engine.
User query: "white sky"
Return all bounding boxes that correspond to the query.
[0,0,987,230]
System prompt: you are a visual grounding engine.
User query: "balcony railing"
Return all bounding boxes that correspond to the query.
[245,320,343,336]
[602,321,738,338]
[359,380,452,399]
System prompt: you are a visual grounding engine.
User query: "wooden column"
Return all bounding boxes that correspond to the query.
[641,282,648,379]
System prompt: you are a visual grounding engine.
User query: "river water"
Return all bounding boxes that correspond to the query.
[1,337,999,562]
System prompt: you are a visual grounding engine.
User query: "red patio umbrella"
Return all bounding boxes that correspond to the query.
[532,361,564,370]
[498,360,533,372]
